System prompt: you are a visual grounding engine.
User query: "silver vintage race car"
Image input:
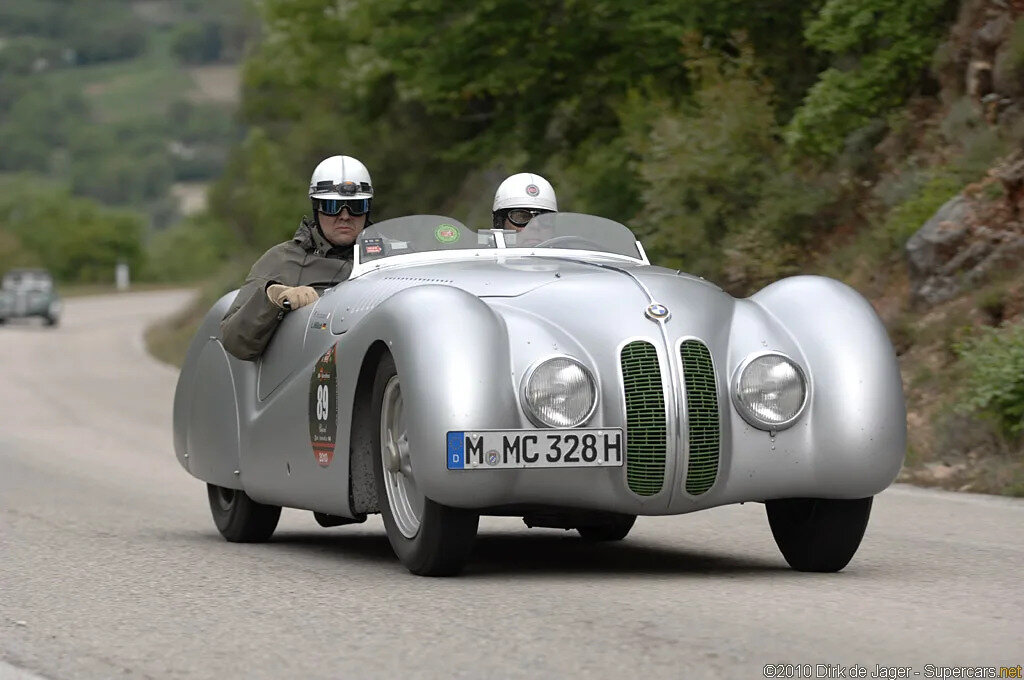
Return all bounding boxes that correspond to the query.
[173,213,906,576]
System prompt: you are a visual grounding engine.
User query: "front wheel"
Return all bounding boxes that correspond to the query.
[766,497,873,572]
[371,354,478,576]
[206,483,281,542]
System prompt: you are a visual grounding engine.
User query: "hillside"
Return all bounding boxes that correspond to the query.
[0,0,250,281]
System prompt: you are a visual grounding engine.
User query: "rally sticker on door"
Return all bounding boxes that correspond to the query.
[309,343,338,467]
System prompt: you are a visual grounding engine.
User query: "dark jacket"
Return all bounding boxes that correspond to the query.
[220,217,355,360]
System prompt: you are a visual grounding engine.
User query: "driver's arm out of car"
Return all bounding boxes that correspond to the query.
[220,246,294,361]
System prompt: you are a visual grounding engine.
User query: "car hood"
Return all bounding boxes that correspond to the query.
[328,256,730,336]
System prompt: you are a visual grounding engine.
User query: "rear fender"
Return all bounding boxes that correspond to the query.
[172,291,244,488]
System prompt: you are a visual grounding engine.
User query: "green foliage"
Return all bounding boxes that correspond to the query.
[171,21,224,65]
[0,84,89,173]
[1006,17,1024,74]
[207,128,308,249]
[0,36,66,76]
[0,175,145,282]
[882,172,963,247]
[0,1,147,65]
[621,46,831,285]
[145,213,237,281]
[785,0,958,158]
[955,322,1024,440]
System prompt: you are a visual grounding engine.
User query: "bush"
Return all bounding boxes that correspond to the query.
[785,0,959,158]
[954,322,1024,440]
[145,214,237,281]
[0,175,145,283]
[170,21,224,65]
[882,172,964,247]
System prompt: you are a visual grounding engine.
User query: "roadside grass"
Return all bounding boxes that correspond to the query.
[891,274,1024,496]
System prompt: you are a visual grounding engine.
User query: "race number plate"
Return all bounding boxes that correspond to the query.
[446,429,624,470]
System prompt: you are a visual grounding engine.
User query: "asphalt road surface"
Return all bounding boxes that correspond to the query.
[1,291,1021,680]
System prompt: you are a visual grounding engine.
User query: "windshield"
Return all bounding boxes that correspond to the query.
[357,216,493,263]
[355,212,643,263]
[2,270,53,292]
[503,212,642,259]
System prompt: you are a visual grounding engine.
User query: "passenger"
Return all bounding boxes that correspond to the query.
[491,173,558,232]
[220,155,374,361]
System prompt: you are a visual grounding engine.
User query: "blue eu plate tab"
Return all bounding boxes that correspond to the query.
[446,432,465,470]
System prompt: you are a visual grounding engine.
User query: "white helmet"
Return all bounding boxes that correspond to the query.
[309,155,373,200]
[492,173,557,212]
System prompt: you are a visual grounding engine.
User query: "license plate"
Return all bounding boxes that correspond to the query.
[446,429,624,470]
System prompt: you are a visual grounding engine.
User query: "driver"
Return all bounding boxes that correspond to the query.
[220,155,374,361]
[491,173,557,232]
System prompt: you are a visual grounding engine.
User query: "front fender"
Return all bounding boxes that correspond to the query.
[747,275,906,498]
[339,285,519,507]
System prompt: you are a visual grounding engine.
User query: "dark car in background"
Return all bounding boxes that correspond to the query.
[0,269,61,327]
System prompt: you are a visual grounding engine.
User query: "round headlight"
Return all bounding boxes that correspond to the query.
[732,353,807,430]
[522,357,597,428]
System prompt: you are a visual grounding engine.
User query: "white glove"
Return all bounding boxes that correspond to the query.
[267,284,319,310]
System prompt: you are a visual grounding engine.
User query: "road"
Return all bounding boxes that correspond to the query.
[1,291,1021,680]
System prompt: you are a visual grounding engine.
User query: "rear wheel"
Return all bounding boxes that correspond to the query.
[206,483,281,542]
[371,354,478,576]
[576,514,636,542]
[766,497,873,572]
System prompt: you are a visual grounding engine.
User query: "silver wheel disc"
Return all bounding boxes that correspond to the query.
[380,375,423,539]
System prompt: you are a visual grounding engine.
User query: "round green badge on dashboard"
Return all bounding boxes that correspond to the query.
[435,224,460,243]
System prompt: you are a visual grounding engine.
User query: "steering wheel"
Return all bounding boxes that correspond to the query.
[532,235,606,251]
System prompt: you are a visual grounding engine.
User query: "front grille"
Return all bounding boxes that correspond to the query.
[680,340,720,495]
[620,341,666,496]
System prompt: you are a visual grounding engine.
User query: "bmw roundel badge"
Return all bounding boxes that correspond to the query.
[645,303,670,321]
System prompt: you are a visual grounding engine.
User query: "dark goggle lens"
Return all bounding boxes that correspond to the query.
[318,198,369,216]
[506,209,546,226]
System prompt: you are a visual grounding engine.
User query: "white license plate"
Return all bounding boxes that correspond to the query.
[446,429,624,470]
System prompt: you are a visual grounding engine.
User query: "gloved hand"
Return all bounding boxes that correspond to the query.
[267,284,319,310]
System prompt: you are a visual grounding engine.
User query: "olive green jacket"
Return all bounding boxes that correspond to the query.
[220,218,355,361]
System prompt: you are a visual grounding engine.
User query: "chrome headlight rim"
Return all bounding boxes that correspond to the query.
[730,350,809,431]
[520,355,599,429]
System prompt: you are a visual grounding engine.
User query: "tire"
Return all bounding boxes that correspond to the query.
[44,316,58,327]
[206,483,281,543]
[766,497,873,572]
[576,514,636,542]
[371,353,478,576]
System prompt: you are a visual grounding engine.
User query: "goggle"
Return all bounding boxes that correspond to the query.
[505,208,550,227]
[317,198,370,216]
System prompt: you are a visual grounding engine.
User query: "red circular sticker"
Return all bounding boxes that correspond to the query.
[525,184,540,196]
[309,344,338,467]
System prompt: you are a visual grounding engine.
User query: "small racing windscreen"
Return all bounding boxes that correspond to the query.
[503,212,642,259]
[357,215,496,263]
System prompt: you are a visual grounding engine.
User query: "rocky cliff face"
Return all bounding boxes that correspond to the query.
[906,152,1024,306]
[907,0,1023,307]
